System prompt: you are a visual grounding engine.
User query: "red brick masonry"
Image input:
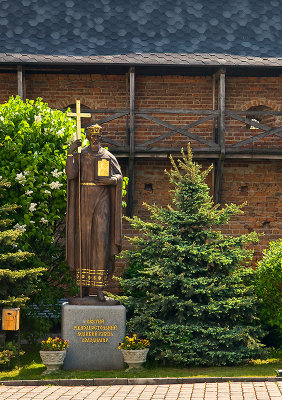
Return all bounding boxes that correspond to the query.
[0,73,281,280]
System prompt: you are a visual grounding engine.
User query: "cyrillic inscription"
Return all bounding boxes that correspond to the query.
[73,319,118,343]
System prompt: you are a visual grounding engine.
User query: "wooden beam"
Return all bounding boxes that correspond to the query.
[89,111,128,126]
[211,161,215,198]
[129,67,135,156]
[81,109,129,114]
[212,73,217,142]
[136,114,216,148]
[215,157,224,204]
[214,69,226,203]
[232,125,282,148]
[135,147,220,154]
[101,137,125,148]
[112,145,282,156]
[61,108,281,117]
[226,147,282,155]
[17,65,24,100]
[225,154,282,160]
[62,108,219,115]
[126,67,135,217]
[112,148,282,160]
[227,113,282,145]
[139,113,218,148]
[228,111,282,135]
[218,68,226,155]
[136,109,219,115]
[227,112,273,131]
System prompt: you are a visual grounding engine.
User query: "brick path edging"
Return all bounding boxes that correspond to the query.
[1,377,281,386]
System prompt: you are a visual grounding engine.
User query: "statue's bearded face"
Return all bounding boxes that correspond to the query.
[89,134,101,152]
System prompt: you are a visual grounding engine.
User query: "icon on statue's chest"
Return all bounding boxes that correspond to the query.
[94,157,111,180]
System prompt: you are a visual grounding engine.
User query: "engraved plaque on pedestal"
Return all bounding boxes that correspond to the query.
[62,302,126,370]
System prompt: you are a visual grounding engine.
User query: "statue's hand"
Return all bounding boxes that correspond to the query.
[68,139,82,155]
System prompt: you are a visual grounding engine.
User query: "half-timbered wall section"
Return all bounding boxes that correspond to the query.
[0,67,281,280]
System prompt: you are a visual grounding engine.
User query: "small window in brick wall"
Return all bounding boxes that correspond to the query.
[246,105,275,130]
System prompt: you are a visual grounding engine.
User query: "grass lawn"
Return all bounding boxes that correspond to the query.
[0,346,281,381]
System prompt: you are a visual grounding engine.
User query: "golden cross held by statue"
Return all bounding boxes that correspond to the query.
[67,99,91,153]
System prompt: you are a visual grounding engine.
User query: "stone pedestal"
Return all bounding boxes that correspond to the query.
[61,302,126,370]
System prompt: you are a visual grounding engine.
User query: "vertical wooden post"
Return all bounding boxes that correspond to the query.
[212,73,217,143]
[215,68,226,204]
[17,65,24,100]
[129,67,135,156]
[211,73,217,198]
[127,67,135,217]
[218,68,226,156]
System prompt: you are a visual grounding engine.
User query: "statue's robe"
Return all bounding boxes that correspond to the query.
[66,146,122,287]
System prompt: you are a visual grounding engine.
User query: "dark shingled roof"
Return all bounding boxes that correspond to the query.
[0,0,281,67]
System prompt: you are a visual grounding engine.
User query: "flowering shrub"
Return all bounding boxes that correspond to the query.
[119,334,150,350]
[0,96,76,244]
[41,337,69,351]
[0,96,129,341]
[0,96,77,339]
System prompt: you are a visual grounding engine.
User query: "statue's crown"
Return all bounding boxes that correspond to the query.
[88,124,102,136]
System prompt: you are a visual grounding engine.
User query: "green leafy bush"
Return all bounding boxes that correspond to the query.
[0,96,75,246]
[0,177,43,366]
[0,342,22,369]
[0,96,129,340]
[116,145,265,366]
[256,240,282,334]
[0,96,77,338]
[0,178,45,308]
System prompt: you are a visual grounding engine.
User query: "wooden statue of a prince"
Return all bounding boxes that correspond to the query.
[66,102,122,303]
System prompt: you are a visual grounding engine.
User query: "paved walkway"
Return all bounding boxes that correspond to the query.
[0,382,281,400]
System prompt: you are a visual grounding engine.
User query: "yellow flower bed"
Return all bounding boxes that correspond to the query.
[119,334,150,350]
[41,337,69,351]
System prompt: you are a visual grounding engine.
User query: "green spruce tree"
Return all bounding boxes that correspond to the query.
[0,178,45,309]
[116,145,264,366]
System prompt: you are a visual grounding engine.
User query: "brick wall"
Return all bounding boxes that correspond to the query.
[225,76,282,149]
[221,159,282,262]
[135,75,214,149]
[0,73,17,103]
[1,72,281,150]
[25,73,129,147]
[0,71,281,287]
[130,157,282,261]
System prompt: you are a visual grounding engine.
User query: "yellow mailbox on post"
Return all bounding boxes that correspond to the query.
[2,308,20,331]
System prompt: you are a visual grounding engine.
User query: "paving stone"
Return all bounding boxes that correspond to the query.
[0,382,282,399]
